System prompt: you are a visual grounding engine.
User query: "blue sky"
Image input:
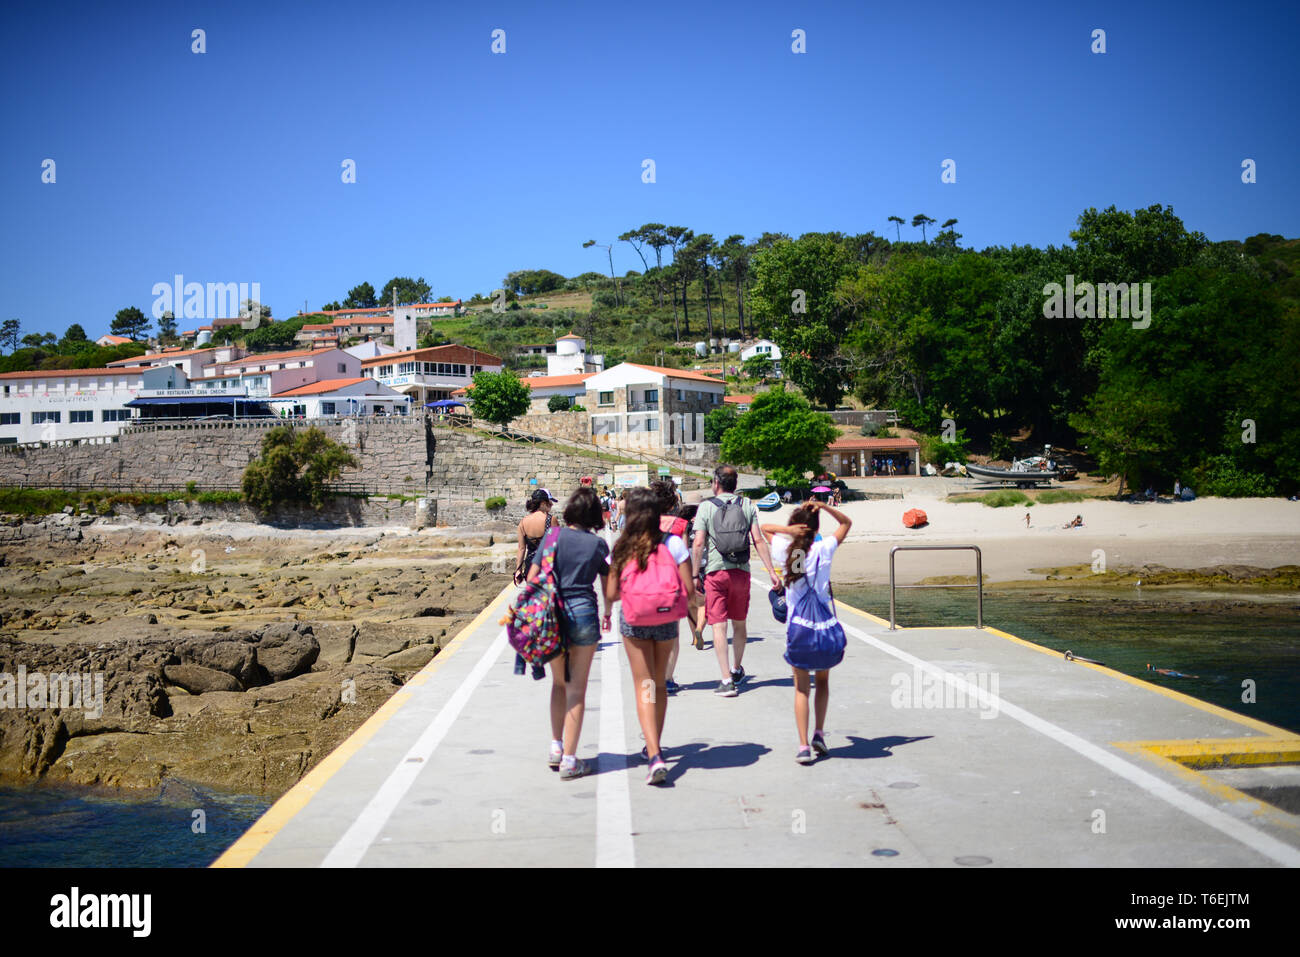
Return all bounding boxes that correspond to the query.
[2,0,1297,338]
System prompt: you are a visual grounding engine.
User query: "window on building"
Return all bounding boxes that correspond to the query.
[644,418,659,432]
[592,417,620,435]
[644,389,658,403]
[712,393,721,404]
[102,409,131,422]
[677,389,684,401]
[599,391,614,406]
[70,410,93,423]
[33,411,61,424]
[338,363,347,374]
[0,413,19,425]
[321,402,336,415]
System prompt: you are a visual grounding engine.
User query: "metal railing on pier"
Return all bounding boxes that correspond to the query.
[888,545,984,630]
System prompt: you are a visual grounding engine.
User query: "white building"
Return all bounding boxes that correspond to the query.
[582,363,724,451]
[207,347,359,387]
[739,339,782,375]
[107,345,244,380]
[268,377,411,418]
[362,344,503,405]
[0,366,188,445]
[547,332,605,377]
[343,340,399,362]
[95,334,135,348]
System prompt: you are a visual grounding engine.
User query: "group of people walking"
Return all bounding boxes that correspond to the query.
[511,465,851,784]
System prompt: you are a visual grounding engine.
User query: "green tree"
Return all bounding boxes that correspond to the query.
[887,216,905,242]
[61,323,88,350]
[703,404,740,443]
[469,370,530,427]
[748,234,856,408]
[742,354,773,380]
[547,393,572,413]
[110,306,150,340]
[156,312,178,342]
[21,332,56,349]
[0,319,19,353]
[241,426,360,510]
[379,276,432,306]
[719,385,838,477]
[343,283,377,309]
[911,214,936,243]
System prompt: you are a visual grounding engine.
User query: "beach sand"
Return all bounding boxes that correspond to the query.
[754,496,1300,585]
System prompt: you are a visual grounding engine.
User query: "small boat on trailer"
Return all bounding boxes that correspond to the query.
[756,492,782,511]
[964,445,1064,487]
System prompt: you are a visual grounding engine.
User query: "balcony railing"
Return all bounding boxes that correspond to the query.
[627,400,659,412]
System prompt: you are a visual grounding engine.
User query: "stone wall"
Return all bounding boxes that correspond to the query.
[0,417,608,500]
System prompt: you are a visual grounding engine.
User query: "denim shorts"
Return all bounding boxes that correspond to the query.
[560,602,601,648]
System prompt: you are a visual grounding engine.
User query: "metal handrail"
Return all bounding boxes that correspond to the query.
[888,545,983,630]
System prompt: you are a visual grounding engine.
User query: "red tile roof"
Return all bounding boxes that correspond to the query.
[273,377,373,397]
[625,363,725,384]
[214,346,343,368]
[522,373,593,389]
[724,394,756,404]
[96,335,134,345]
[826,436,920,451]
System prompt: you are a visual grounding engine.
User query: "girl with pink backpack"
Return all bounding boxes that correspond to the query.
[604,487,694,785]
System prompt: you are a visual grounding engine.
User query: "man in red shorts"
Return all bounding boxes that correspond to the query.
[692,465,781,697]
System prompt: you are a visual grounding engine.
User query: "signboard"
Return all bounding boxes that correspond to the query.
[657,467,671,476]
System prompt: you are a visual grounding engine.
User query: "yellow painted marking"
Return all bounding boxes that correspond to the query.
[211,583,514,868]
[1119,737,1300,769]
[834,598,1294,740]
[1114,740,1300,833]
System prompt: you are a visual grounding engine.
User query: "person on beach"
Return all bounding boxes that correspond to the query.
[1064,514,1084,529]
[512,489,558,677]
[693,465,781,697]
[525,486,611,781]
[605,487,694,785]
[763,500,852,764]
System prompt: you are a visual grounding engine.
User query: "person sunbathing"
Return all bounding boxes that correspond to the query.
[1063,515,1084,528]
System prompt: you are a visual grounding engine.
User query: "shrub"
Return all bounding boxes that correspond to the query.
[1192,455,1278,498]
[767,466,810,490]
[242,426,359,511]
[1036,490,1090,505]
[485,496,508,511]
[547,394,572,413]
[860,420,881,437]
[570,403,586,412]
[954,490,1031,508]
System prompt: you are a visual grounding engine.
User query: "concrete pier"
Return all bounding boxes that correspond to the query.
[215,577,1300,868]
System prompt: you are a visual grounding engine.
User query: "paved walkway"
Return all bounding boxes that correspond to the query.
[216,564,1300,868]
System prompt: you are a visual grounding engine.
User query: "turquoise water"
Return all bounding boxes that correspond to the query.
[0,782,269,868]
[837,584,1300,734]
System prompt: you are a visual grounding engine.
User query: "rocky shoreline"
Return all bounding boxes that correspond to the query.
[0,511,513,797]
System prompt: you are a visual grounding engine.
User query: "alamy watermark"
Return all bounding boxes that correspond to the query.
[1042,275,1151,329]
[890,666,999,719]
[151,274,263,327]
[1,666,105,718]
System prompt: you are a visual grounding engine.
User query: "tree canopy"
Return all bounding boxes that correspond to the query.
[719,385,838,479]
[469,370,531,427]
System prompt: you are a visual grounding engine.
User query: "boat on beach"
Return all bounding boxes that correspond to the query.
[756,492,781,511]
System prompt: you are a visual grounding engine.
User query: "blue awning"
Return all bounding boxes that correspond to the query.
[426,399,468,408]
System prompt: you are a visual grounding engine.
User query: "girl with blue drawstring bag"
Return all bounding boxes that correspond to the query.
[764,501,852,765]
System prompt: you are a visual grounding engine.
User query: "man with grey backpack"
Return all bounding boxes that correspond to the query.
[692,465,781,697]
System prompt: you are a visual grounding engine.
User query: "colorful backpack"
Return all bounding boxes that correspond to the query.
[503,528,566,666]
[620,536,688,626]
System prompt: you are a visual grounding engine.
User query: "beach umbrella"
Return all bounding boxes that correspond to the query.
[811,485,832,493]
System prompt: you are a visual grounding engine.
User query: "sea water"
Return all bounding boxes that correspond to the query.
[837,584,1300,734]
[0,781,269,867]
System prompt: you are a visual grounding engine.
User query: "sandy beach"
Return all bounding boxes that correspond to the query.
[753,495,1300,585]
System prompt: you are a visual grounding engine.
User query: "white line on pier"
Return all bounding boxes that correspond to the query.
[595,602,636,867]
[320,629,509,868]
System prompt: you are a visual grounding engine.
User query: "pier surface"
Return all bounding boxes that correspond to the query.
[215,575,1300,868]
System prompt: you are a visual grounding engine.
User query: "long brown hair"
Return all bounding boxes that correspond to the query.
[610,487,664,576]
[784,504,820,585]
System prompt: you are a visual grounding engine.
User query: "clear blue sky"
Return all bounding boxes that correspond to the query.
[3,0,1297,338]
